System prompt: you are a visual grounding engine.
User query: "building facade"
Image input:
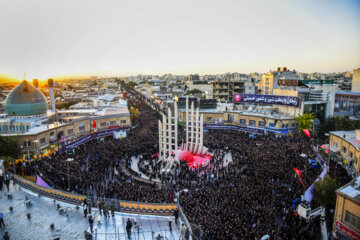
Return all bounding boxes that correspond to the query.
[334,91,360,118]
[329,130,360,175]
[212,79,245,103]
[259,67,300,95]
[333,175,360,239]
[178,109,297,136]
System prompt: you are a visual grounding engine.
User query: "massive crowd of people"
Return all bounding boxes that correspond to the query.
[13,87,351,239]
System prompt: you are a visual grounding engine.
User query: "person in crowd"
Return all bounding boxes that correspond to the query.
[97,199,102,215]
[103,202,109,218]
[168,216,172,232]
[84,231,92,240]
[4,177,10,192]
[110,200,115,217]
[83,202,87,218]
[174,209,179,225]
[126,218,132,238]
[0,213,4,228]
[87,198,92,214]
[88,215,94,233]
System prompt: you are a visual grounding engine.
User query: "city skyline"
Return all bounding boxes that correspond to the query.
[0,0,359,80]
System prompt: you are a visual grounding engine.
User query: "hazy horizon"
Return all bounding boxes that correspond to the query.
[1,0,359,80]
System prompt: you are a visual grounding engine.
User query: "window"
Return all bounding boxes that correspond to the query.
[249,120,255,126]
[292,123,296,127]
[120,120,127,125]
[333,141,339,149]
[40,138,46,144]
[345,211,360,229]
[281,124,286,128]
[26,126,29,132]
[101,122,106,127]
[349,151,353,158]
[259,121,265,127]
[207,117,213,121]
[79,126,85,132]
[240,119,246,125]
[342,146,347,154]
[355,157,358,165]
[110,121,116,126]
[269,123,275,127]
[67,129,73,135]
[50,132,54,136]
[228,115,235,122]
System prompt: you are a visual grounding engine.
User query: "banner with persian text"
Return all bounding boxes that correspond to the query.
[59,126,131,153]
[234,94,300,107]
[203,123,265,135]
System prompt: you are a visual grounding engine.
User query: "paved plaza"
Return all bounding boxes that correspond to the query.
[0,181,183,240]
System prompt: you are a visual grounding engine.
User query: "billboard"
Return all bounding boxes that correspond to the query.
[234,94,300,107]
[59,126,130,153]
[203,123,265,135]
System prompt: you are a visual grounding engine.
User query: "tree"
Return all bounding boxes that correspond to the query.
[320,116,360,136]
[296,113,315,133]
[0,135,21,159]
[0,156,13,169]
[129,107,140,124]
[185,88,202,95]
[127,81,137,88]
[313,174,340,209]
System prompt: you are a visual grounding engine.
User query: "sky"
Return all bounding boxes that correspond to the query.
[0,0,359,80]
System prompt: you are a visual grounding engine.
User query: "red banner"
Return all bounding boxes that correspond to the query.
[336,221,360,240]
[302,129,311,138]
[293,167,304,186]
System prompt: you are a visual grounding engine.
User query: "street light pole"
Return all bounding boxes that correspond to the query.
[66,158,74,191]
[33,140,39,169]
[26,139,30,165]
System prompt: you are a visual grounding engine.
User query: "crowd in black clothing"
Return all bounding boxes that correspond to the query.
[13,88,350,239]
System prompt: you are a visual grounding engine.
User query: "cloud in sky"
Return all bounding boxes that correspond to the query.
[0,0,359,79]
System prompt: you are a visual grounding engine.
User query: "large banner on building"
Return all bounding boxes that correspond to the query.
[204,123,265,135]
[59,126,131,153]
[234,94,300,107]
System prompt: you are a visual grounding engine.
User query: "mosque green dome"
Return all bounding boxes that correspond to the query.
[5,80,48,116]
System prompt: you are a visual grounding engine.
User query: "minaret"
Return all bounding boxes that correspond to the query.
[48,79,55,113]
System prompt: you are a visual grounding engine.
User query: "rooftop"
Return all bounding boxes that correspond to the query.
[336,91,360,96]
[338,175,360,201]
[330,130,360,150]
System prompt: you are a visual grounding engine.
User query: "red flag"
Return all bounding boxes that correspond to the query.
[318,145,329,155]
[293,167,305,186]
[92,121,96,129]
[152,153,159,158]
[302,129,311,138]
